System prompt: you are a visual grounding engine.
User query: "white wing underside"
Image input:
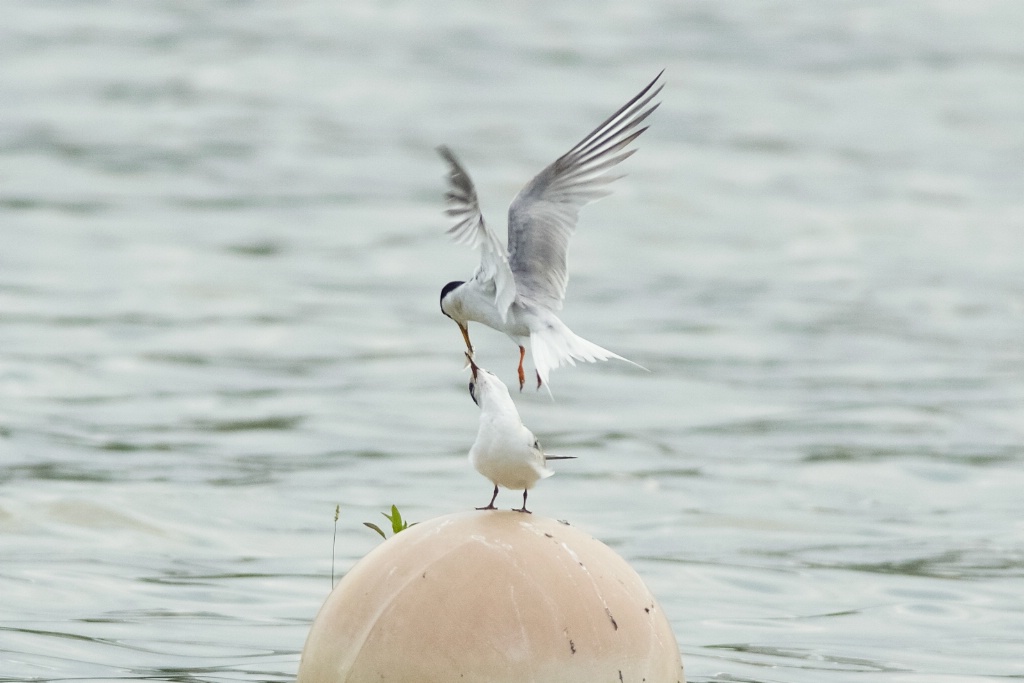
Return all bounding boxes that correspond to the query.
[438,71,663,320]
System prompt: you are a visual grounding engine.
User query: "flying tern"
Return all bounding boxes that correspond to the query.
[438,71,662,390]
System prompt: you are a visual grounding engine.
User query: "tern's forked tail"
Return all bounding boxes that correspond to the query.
[529,318,644,388]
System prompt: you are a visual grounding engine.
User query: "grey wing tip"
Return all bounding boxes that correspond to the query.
[436,145,457,164]
[438,147,474,192]
[641,69,666,97]
[438,145,471,174]
[637,71,666,110]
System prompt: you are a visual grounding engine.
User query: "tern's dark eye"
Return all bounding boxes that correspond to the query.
[469,380,478,406]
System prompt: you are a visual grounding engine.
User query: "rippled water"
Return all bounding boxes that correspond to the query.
[2,1,1023,681]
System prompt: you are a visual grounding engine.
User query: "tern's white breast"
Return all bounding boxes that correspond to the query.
[469,415,548,491]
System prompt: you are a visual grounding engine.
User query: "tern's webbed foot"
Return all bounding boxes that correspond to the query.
[477,485,499,511]
[512,506,532,514]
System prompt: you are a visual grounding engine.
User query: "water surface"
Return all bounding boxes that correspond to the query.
[2,1,1023,681]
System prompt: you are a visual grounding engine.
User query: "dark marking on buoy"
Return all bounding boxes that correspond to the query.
[544,532,553,538]
[606,607,618,630]
[618,671,624,683]
[569,639,576,654]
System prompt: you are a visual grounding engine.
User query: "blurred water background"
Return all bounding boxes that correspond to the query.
[2,1,1023,681]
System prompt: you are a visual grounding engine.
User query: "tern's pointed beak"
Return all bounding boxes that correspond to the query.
[456,322,473,355]
[465,352,479,380]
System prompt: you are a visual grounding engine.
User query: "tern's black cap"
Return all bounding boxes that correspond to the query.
[439,281,464,313]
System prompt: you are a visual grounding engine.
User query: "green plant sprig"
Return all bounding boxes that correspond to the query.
[364,504,415,539]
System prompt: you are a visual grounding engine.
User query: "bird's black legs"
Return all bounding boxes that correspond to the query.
[513,489,532,514]
[536,370,542,390]
[476,485,499,511]
[517,346,526,391]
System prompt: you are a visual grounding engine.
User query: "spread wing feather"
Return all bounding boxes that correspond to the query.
[437,145,516,320]
[506,71,663,312]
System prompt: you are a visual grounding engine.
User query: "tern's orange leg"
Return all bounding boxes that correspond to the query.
[517,346,526,391]
[476,484,499,511]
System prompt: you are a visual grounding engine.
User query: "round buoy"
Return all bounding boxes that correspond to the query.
[298,510,684,683]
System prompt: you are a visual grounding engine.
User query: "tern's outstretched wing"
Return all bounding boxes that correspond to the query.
[438,145,516,321]
[506,71,663,312]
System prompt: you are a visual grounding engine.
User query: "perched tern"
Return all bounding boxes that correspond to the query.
[466,354,574,513]
[438,71,663,390]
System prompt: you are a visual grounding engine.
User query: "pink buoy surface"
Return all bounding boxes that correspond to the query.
[298,510,684,683]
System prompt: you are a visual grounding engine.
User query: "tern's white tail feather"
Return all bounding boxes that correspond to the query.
[529,318,643,387]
